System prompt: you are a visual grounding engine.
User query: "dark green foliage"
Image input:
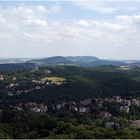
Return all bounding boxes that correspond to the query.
[0,110,139,139]
[0,65,140,138]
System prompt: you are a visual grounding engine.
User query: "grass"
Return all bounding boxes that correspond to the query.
[41,76,65,82]
[117,67,131,71]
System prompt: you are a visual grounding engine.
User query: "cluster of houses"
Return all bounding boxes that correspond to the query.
[1,95,139,129]
[15,102,48,113]
[6,82,47,96]
[92,96,140,114]
[53,98,113,118]
[1,68,63,96]
[2,74,139,116]
[0,69,65,96]
[5,78,64,96]
[13,100,140,129]
[25,102,48,113]
[103,96,140,113]
[14,96,140,118]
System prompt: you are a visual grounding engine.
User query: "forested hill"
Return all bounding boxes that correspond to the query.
[4,65,139,103]
[1,56,140,71]
[0,63,35,71]
[28,56,140,67]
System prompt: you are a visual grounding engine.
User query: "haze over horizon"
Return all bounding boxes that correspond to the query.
[0,0,140,60]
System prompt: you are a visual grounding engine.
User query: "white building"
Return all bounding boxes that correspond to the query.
[0,75,4,81]
[120,106,130,113]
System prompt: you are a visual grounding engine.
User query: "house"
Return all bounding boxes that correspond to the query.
[106,122,120,129]
[62,101,67,107]
[120,106,130,113]
[106,122,114,128]
[131,99,140,106]
[46,82,50,85]
[69,101,76,105]
[13,77,16,81]
[15,83,19,86]
[35,65,39,71]
[104,98,110,103]
[98,103,103,108]
[16,90,22,95]
[99,111,112,118]
[32,80,45,84]
[25,102,38,108]
[69,106,78,112]
[79,107,90,113]
[15,107,23,111]
[0,75,4,81]
[30,107,41,112]
[40,106,48,112]
[123,99,131,106]
[109,98,115,103]
[130,120,140,128]
[114,96,122,103]
[80,98,92,106]
[35,86,41,90]
[94,98,99,103]
[56,104,62,111]
[56,82,61,86]
[8,83,14,88]
[8,92,13,96]
[45,69,51,74]
[24,90,29,93]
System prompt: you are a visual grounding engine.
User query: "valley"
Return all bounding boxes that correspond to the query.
[0,64,140,138]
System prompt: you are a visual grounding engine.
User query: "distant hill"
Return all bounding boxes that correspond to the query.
[28,56,140,67]
[0,56,140,71]
[0,58,31,64]
[67,56,99,62]
[29,56,74,66]
[0,62,35,71]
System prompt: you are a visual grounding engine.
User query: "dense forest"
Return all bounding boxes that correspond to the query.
[0,110,139,139]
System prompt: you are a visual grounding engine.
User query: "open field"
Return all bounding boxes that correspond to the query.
[41,76,65,82]
[117,67,131,70]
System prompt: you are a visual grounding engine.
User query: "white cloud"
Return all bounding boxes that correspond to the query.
[75,20,90,27]
[0,33,13,39]
[0,2,140,59]
[0,4,140,43]
[0,4,139,43]
[117,15,140,24]
[71,0,140,13]
[0,15,6,24]
[16,6,33,15]
[50,5,61,13]
[26,18,47,27]
[71,0,115,13]
[37,5,46,12]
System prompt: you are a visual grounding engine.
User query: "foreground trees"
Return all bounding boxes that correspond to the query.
[0,110,139,139]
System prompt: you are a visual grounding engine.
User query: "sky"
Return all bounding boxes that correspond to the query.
[0,0,140,60]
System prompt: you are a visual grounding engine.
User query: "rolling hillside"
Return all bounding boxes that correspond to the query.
[28,56,140,67]
[1,56,140,71]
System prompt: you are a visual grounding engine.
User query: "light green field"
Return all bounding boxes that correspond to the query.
[117,67,131,70]
[41,76,65,82]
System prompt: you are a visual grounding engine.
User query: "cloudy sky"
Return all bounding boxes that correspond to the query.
[0,0,140,59]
